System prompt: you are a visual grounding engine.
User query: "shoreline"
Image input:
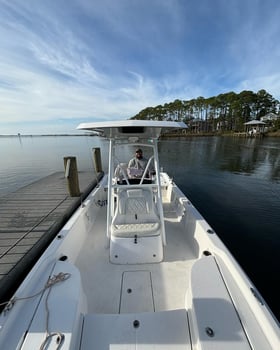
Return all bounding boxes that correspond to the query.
[1,130,280,138]
[161,131,280,138]
[0,133,96,137]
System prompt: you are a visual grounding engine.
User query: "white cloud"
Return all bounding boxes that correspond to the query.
[0,0,280,134]
[237,73,280,99]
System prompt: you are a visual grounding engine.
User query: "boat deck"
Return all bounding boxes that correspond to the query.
[74,203,254,349]
[76,203,196,314]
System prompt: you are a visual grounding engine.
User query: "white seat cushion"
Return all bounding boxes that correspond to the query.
[113,222,160,237]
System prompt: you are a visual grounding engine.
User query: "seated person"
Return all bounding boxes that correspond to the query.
[127,148,155,179]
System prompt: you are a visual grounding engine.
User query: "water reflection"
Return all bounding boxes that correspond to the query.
[159,137,280,182]
[218,137,280,181]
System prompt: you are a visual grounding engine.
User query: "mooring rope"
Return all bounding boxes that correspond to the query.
[0,271,71,350]
[39,273,71,349]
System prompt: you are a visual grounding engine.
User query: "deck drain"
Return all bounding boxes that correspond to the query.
[205,327,215,337]
[59,255,68,261]
[203,250,211,256]
[133,320,140,328]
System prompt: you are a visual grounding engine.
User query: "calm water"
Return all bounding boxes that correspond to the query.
[0,135,279,322]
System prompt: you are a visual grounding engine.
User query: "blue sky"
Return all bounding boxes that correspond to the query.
[0,0,279,134]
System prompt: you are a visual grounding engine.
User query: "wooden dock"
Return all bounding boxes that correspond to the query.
[0,171,103,307]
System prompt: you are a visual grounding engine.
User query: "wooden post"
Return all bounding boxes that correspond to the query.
[92,147,103,173]
[64,156,81,197]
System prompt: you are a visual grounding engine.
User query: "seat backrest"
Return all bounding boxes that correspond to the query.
[111,188,160,237]
[119,189,151,215]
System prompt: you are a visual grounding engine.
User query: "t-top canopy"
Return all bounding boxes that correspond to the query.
[77,120,187,139]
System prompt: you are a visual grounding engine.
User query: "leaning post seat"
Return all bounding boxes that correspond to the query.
[110,187,163,264]
[111,188,160,237]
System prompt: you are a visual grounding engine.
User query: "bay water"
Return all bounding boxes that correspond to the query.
[0,135,279,322]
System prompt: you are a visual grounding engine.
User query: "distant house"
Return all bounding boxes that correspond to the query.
[189,118,206,133]
[244,120,266,137]
[260,112,279,123]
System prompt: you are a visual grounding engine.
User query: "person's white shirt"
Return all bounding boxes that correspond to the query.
[127,149,149,179]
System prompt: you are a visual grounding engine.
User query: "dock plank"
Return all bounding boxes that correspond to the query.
[0,171,103,308]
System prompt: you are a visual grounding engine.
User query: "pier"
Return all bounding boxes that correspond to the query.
[0,170,103,307]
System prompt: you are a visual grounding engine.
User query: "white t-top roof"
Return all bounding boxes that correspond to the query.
[77,120,186,139]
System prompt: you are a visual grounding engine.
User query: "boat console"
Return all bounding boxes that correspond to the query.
[77,120,183,264]
[109,137,164,263]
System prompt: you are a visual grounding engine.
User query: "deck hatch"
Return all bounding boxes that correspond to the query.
[119,270,154,313]
[81,310,191,350]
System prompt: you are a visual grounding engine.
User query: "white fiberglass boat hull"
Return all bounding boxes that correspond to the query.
[0,121,279,350]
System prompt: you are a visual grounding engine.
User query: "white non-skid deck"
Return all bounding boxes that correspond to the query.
[75,204,196,314]
[75,204,253,350]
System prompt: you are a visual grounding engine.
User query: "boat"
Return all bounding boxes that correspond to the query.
[0,120,279,349]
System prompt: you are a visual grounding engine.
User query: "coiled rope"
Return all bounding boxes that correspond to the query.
[0,271,71,350]
[39,272,71,350]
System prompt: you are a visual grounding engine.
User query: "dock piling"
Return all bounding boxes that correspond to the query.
[92,147,103,173]
[63,156,81,197]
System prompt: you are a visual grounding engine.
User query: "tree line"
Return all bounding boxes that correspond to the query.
[131,89,280,133]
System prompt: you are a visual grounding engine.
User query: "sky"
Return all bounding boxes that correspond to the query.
[0,0,280,134]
